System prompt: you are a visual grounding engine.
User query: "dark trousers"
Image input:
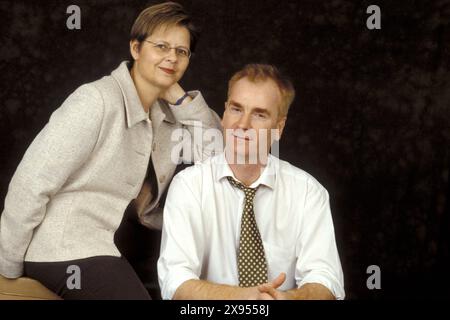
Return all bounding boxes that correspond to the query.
[24,256,151,300]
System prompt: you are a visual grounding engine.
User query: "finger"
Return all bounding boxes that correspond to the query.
[258,284,278,298]
[256,286,276,300]
[257,284,271,293]
[259,292,275,300]
[270,272,286,289]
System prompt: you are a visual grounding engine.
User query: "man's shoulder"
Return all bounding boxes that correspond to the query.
[274,156,327,192]
[173,154,221,181]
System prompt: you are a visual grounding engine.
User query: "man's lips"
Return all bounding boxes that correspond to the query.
[232,133,251,141]
[159,67,175,74]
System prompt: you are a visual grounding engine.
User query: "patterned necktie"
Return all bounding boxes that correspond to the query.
[227,176,268,287]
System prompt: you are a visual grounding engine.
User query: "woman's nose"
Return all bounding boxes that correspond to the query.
[165,48,178,63]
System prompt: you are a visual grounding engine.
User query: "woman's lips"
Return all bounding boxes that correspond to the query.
[159,67,175,75]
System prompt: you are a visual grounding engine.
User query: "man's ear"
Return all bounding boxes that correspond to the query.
[275,116,287,141]
[130,40,140,61]
[221,102,227,127]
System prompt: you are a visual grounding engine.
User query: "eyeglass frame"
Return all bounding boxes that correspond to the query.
[143,39,192,59]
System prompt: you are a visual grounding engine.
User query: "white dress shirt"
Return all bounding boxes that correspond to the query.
[158,152,345,300]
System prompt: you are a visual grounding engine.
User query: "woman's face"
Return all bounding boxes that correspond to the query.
[130,25,191,90]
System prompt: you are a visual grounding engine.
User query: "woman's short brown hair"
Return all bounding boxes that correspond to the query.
[228,64,295,118]
[130,2,199,52]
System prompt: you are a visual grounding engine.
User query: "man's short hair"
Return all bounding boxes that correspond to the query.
[130,2,199,53]
[227,64,295,118]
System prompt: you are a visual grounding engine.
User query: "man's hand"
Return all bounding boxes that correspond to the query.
[258,276,336,300]
[173,273,287,300]
[242,273,287,300]
[159,83,192,106]
[257,273,293,300]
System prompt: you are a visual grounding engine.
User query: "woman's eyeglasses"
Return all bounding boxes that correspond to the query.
[144,40,191,59]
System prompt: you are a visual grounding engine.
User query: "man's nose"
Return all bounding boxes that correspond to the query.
[237,113,251,129]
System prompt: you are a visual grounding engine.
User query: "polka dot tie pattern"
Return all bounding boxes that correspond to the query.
[227,176,268,287]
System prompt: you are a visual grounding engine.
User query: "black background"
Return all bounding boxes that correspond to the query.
[1,0,449,299]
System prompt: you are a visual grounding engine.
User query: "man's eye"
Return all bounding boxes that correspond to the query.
[254,113,266,119]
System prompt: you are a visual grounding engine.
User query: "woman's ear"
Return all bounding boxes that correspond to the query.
[130,40,140,60]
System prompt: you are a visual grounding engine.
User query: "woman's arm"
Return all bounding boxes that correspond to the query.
[162,84,223,163]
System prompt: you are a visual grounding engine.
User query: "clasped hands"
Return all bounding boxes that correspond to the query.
[244,273,295,300]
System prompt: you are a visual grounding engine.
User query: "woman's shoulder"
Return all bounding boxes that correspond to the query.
[91,74,121,94]
[69,75,123,113]
[90,75,123,104]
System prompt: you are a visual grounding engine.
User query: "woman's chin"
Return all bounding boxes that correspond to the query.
[154,77,178,90]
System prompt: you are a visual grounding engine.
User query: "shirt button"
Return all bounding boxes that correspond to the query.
[159,175,165,183]
[152,143,156,152]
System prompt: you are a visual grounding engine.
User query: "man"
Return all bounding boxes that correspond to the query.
[157,64,345,300]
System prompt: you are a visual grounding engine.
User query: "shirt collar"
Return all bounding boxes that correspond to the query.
[111,61,175,128]
[216,152,277,190]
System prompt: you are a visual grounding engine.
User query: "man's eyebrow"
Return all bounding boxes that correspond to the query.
[228,100,243,108]
[228,101,272,116]
[229,100,272,116]
[253,107,271,115]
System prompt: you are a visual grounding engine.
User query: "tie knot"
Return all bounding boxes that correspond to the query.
[227,177,257,199]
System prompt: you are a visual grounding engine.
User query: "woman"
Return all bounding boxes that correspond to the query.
[0,2,220,299]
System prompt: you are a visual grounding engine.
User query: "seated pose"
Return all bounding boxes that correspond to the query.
[158,64,345,300]
[0,2,220,299]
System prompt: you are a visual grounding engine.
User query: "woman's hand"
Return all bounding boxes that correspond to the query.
[159,82,192,106]
[133,180,153,217]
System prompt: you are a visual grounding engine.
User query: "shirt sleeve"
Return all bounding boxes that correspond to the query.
[0,84,104,278]
[157,171,205,299]
[295,179,346,299]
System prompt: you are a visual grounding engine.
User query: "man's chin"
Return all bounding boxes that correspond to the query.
[225,149,261,165]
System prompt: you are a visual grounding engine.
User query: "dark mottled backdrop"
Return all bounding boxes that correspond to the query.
[1,0,449,299]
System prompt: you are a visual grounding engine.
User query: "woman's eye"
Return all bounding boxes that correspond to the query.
[156,44,169,50]
[176,48,188,56]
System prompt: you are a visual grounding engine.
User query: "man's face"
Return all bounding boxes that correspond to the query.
[221,77,286,164]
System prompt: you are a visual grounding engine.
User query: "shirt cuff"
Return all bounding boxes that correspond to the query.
[298,272,345,300]
[161,268,199,300]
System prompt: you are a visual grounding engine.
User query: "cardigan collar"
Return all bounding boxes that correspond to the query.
[111,61,175,128]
